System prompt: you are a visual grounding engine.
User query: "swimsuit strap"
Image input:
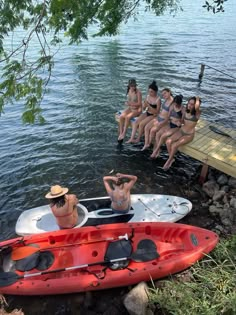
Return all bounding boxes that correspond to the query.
[110,191,128,206]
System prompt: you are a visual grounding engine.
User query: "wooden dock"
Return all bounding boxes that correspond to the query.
[115,113,236,180]
[179,119,236,179]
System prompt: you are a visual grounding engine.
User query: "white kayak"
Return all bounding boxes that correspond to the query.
[15,194,192,236]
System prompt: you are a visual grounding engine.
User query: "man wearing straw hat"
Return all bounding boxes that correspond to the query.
[45,185,79,229]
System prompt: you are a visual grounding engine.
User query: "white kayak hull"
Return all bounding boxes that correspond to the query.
[15,194,192,236]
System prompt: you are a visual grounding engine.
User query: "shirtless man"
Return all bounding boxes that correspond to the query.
[45,185,79,229]
[103,173,137,213]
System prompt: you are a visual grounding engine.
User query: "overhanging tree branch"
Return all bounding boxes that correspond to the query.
[0,0,228,123]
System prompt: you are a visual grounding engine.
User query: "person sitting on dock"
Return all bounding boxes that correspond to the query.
[150,94,185,159]
[162,96,201,170]
[118,79,142,142]
[45,185,79,229]
[126,80,161,144]
[103,173,137,214]
[141,88,173,151]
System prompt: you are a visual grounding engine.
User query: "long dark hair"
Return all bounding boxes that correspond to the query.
[186,97,197,115]
[127,78,137,94]
[173,94,183,107]
[149,80,158,92]
[49,195,66,208]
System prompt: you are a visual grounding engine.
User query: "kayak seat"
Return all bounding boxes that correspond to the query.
[131,239,160,262]
[15,251,54,272]
[104,239,132,270]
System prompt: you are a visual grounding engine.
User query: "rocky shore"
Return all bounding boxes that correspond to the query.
[1,168,236,315]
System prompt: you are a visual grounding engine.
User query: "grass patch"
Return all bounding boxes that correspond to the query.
[148,235,236,315]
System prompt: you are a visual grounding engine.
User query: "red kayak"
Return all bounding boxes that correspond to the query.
[0,222,218,295]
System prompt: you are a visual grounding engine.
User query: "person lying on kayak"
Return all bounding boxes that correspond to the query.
[45,185,79,229]
[103,173,137,213]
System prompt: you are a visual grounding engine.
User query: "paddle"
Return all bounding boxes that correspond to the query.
[0,239,159,287]
[209,125,236,140]
[11,233,129,261]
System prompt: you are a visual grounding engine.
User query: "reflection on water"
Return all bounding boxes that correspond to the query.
[0,0,236,243]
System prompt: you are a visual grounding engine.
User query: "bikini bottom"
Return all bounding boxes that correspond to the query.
[169,122,179,128]
[112,206,130,214]
[157,116,165,122]
[180,129,194,136]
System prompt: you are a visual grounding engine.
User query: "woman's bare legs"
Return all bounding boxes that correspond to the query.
[151,128,179,159]
[119,111,140,141]
[163,134,194,170]
[141,119,155,150]
[118,109,131,140]
[126,114,145,143]
[150,129,167,158]
[133,115,154,143]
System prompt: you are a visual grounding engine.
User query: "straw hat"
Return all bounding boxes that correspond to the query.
[45,185,69,199]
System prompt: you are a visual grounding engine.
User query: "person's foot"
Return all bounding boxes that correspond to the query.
[132,138,140,143]
[163,158,175,170]
[126,138,134,144]
[150,150,160,159]
[118,134,124,141]
[141,145,150,151]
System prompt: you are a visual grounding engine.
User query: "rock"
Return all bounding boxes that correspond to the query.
[207,169,216,181]
[202,180,219,198]
[213,225,225,233]
[213,190,225,202]
[220,217,232,227]
[228,177,236,189]
[217,174,228,186]
[221,185,230,193]
[209,204,222,215]
[223,195,229,205]
[124,282,149,315]
[230,197,236,209]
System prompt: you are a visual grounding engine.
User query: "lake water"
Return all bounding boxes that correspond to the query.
[0,0,236,244]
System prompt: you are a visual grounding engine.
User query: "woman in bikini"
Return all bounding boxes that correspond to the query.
[141,88,173,151]
[45,185,79,229]
[103,173,137,213]
[150,94,184,159]
[126,80,161,144]
[162,96,201,170]
[118,79,142,142]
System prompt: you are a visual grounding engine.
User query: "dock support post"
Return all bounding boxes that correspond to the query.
[199,64,205,81]
[199,163,209,185]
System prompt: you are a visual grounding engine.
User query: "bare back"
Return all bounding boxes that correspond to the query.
[51,194,79,229]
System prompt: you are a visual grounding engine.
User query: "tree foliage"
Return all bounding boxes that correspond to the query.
[0,0,228,123]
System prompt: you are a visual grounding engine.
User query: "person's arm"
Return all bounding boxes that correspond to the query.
[103,176,117,195]
[67,194,78,213]
[116,173,137,190]
[195,96,201,119]
[155,98,161,116]
[143,98,148,111]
